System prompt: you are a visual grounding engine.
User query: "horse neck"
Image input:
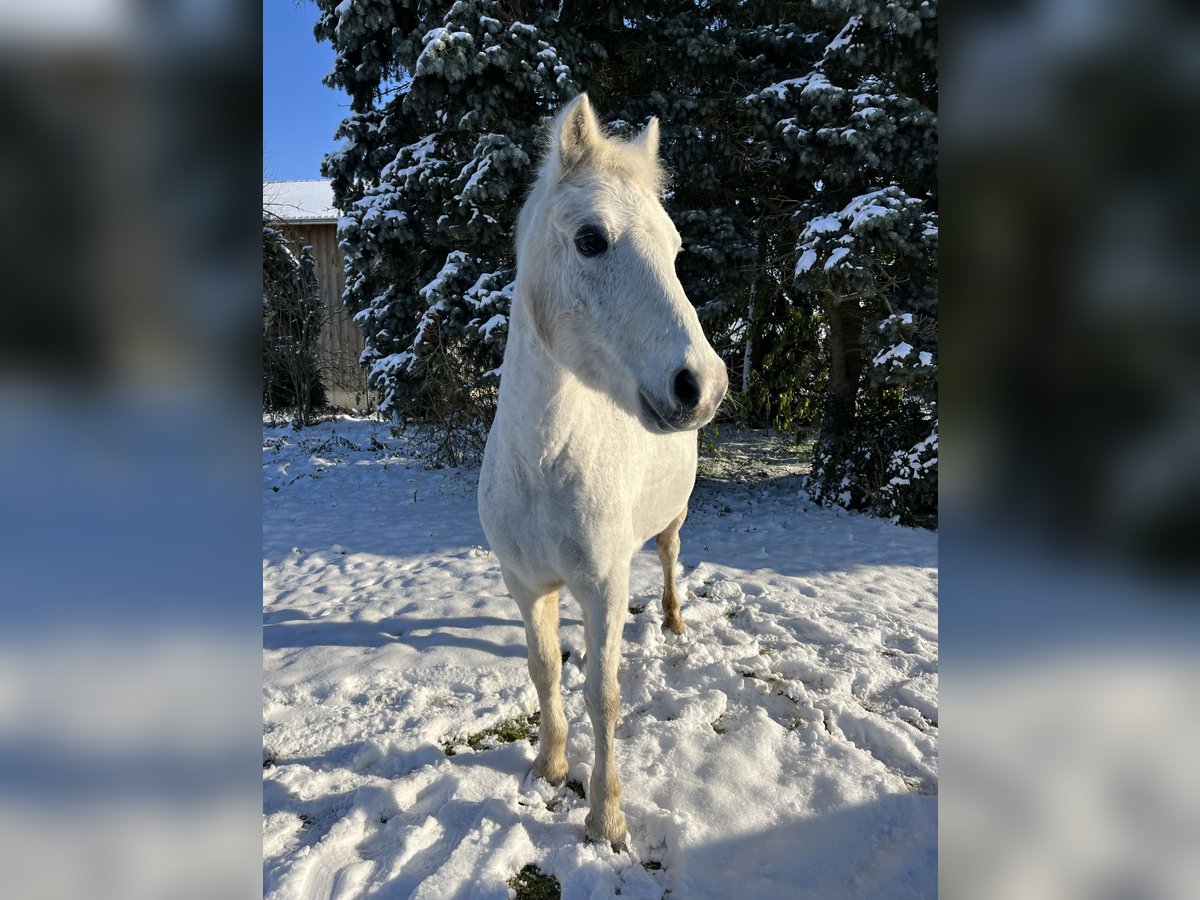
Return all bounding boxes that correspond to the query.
[502,292,570,403]
[499,291,611,445]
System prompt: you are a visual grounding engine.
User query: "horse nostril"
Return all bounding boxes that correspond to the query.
[673,368,702,414]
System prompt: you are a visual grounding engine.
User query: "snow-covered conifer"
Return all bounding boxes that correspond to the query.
[316,0,580,461]
[315,0,938,525]
[745,0,938,523]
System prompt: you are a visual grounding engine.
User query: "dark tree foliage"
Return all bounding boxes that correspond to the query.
[315,0,937,524]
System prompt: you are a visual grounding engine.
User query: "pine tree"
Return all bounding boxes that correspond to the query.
[316,0,582,463]
[316,0,938,526]
[744,0,938,524]
[316,1,834,453]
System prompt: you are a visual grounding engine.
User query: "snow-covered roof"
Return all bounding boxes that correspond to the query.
[263,179,339,224]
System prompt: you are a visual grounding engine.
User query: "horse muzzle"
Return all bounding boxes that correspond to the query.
[637,382,725,433]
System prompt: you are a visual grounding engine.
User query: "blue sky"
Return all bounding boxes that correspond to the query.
[263,1,348,182]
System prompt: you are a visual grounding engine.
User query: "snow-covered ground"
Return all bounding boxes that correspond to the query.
[263,418,938,899]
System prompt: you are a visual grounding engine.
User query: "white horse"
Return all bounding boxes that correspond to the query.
[478,94,728,847]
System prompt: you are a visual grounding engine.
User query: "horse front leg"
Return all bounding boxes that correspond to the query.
[573,568,630,849]
[656,507,687,634]
[503,568,569,785]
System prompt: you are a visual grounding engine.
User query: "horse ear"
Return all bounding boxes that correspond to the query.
[552,93,601,176]
[634,116,659,160]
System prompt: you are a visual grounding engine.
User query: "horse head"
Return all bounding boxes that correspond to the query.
[516,94,729,433]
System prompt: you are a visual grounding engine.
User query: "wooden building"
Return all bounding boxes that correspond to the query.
[263,179,372,412]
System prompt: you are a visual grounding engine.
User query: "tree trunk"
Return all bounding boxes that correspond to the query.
[819,295,865,463]
[742,227,774,425]
[741,293,754,396]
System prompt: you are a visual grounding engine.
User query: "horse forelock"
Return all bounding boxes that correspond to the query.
[581,136,665,198]
[537,118,666,198]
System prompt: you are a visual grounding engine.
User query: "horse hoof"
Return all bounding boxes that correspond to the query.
[584,832,629,854]
[661,620,685,636]
[585,810,628,849]
[532,757,568,786]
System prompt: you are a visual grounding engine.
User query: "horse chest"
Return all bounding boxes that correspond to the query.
[479,427,694,578]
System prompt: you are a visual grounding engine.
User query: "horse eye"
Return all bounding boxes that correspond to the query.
[574,226,608,257]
